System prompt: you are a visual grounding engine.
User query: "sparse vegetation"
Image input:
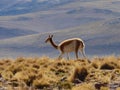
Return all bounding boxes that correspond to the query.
[0,55,120,90]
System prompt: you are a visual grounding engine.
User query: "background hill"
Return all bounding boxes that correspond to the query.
[0,20,120,58]
[0,27,37,39]
[0,0,120,58]
[1,0,120,33]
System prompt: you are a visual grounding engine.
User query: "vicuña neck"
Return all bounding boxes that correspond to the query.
[49,38,58,49]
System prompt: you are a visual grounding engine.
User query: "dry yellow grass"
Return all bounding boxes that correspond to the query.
[72,83,96,90]
[0,55,120,90]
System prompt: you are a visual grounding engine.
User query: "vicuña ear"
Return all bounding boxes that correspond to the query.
[51,35,53,38]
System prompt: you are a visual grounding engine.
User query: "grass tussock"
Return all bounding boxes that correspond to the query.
[68,66,88,83]
[72,83,96,90]
[0,55,120,89]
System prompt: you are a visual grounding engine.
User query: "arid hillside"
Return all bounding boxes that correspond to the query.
[0,55,120,90]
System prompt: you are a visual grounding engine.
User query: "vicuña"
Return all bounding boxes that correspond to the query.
[45,35,86,60]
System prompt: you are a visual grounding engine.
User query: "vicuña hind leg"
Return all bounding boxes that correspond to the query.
[66,53,69,60]
[58,53,63,60]
[75,51,79,60]
[80,48,86,58]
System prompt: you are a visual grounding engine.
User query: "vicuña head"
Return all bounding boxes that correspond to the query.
[45,35,86,60]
